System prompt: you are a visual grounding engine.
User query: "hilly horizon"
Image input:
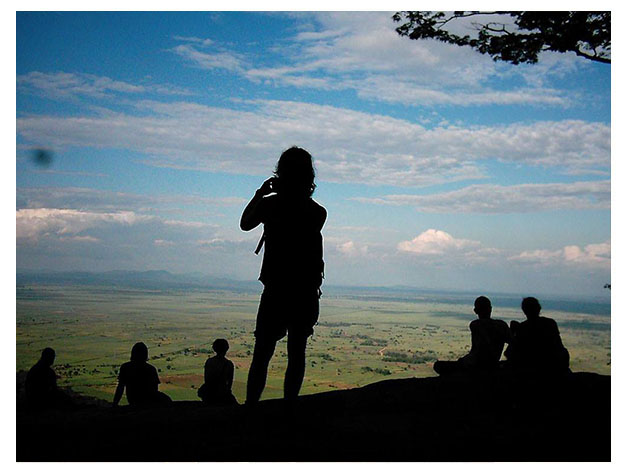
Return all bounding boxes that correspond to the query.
[16,268,612,308]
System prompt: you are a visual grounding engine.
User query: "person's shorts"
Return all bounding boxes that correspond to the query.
[254,286,320,341]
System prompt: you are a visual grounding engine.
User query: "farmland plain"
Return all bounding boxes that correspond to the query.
[16,283,611,404]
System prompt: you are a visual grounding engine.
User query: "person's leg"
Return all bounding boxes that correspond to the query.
[246,337,277,404]
[284,332,308,400]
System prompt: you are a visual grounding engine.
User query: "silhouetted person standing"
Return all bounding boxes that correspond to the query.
[198,339,237,406]
[505,297,570,373]
[26,347,72,408]
[434,296,511,375]
[241,146,326,404]
[113,342,172,407]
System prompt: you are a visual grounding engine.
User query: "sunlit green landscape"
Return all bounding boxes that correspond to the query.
[16,283,611,404]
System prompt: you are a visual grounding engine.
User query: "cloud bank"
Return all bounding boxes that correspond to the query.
[354,180,610,213]
[170,12,577,107]
[17,100,610,187]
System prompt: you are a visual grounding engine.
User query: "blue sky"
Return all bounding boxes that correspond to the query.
[16,11,611,297]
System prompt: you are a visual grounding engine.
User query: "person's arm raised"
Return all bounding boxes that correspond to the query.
[240,178,273,231]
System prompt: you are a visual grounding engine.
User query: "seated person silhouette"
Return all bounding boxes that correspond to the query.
[25,347,72,409]
[112,342,172,407]
[504,297,570,373]
[433,296,511,376]
[197,338,238,406]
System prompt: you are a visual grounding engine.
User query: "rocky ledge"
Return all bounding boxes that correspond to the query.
[17,370,610,461]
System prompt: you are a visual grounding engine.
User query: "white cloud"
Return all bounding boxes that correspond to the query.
[16,208,146,241]
[59,235,100,243]
[15,207,215,243]
[336,240,368,257]
[397,230,610,271]
[16,207,259,278]
[398,229,480,255]
[348,77,570,107]
[353,180,610,213]
[509,241,610,269]
[154,239,175,247]
[172,36,214,46]
[160,12,579,108]
[170,44,246,72]
[163,219,207,228]
[17,187,246,214]
[17,71,191,99]
[289,12,494,82]
[16,100,610,187]
[29,169,109,178]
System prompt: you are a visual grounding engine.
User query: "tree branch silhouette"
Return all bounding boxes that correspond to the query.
[392,11,610,65]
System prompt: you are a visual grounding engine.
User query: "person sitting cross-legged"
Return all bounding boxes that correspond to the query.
[197,338,238,406]
[433,296,511,376]
[112,342,172,407]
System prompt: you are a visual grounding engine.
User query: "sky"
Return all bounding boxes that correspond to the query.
[15,11,611,298]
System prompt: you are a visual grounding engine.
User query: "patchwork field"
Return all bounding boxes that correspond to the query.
[16,284,611,404]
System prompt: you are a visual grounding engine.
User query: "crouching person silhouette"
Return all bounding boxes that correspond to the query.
[112,342,172,407]
[504,297,570,374]
[241,146,327,404]
[434,296,511,376]
[198,338,238,406]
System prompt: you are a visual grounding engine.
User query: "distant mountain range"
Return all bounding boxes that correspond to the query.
[16,269,611,316]
[16,269,262,292]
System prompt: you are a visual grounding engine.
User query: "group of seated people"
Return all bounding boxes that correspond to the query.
[25,339,238,409]
[24,295,569,409]
[434,296,570,376]
[110,338,238,408]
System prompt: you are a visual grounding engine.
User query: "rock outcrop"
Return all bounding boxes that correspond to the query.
[17,371,610,461]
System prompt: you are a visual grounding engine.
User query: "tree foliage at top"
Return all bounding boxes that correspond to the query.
[393,11,610,64]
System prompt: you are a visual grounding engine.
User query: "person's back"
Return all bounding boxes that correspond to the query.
[204,356,233,386]
[511,317,568,371]
[113,342,171,407]
[434,296,509,375]
[118,360,160,405]
[505,297,569,373]
[468,317,510,368]
[26,351,57,406]
[258,193,326,290]
[202,356,236,403]
[25,347,73,409]
[26,348,57,406]
[198,338,237,405]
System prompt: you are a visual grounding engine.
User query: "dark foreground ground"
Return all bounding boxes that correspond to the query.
[17,371,610,461]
